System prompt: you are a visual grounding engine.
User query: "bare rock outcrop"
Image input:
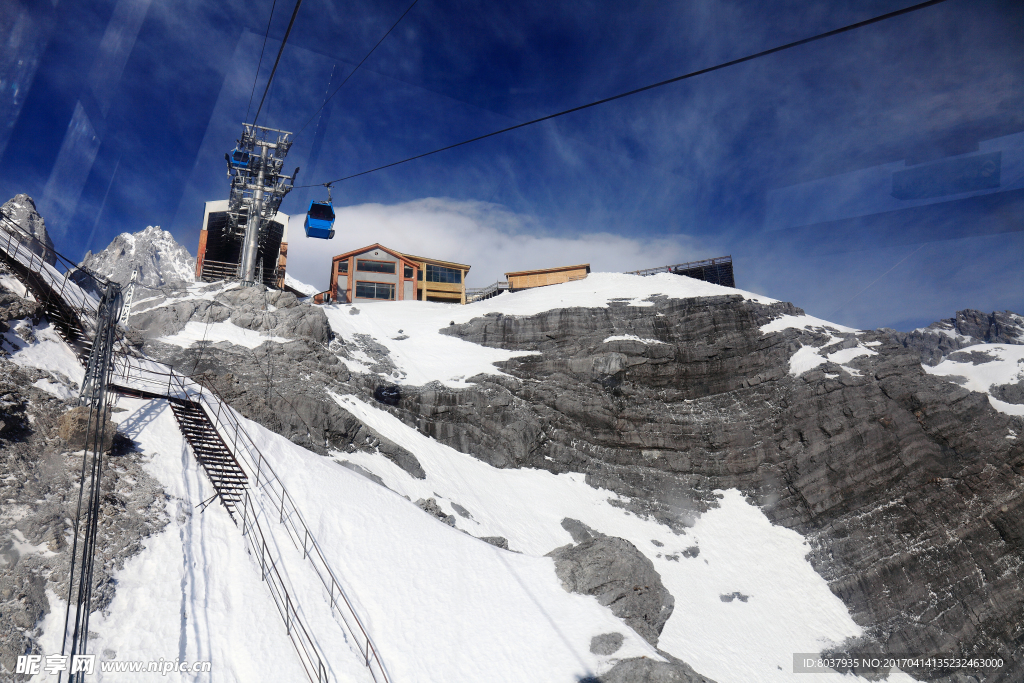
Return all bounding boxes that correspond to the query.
[128,283,331,346]
[1,195,55,265]
[884,308,1024,366]
[547,530,674,647]
[56,405,117,452]
[593,656,716,683]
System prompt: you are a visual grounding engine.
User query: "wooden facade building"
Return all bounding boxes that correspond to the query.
[321,243,470,304]
[504,263,590,291]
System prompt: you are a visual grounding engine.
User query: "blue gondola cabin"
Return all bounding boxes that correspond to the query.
[304,200,336,239]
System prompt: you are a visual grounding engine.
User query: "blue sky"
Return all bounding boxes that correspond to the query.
[0,0,1021,330]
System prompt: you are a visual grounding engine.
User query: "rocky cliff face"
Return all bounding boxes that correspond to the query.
[121,276,1024,681]
[1,195,56,265]
[396,296,1023,682]
[80,225,196,289]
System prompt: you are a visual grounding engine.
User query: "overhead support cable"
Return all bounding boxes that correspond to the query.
[295,0,421,137]
[246,0,279,124]
[298,0,949,188]
[252,0,304,127]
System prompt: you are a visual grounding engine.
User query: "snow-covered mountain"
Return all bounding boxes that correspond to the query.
[80,225,196,289]
[2,217,1023,682]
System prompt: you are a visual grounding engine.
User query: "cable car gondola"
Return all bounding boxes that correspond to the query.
[304,186,336,239]
[229,147,251,170]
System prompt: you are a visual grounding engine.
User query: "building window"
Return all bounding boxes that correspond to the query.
[337,260,348,273]
[355,281,395,300]
[404,264,413,279]
[417,269,423,281]
[357,259,395,274]
[425,264,462,284]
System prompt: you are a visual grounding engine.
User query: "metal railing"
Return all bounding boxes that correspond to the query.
[240,490,330,683]
[465,280,508,302]
[111,356,391,683]
[0,212,101,336]
[626,255,733,277]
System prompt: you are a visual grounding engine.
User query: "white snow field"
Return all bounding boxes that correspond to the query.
[5,317,85,393]
[925,343,1024,416]
[19,271,990,682]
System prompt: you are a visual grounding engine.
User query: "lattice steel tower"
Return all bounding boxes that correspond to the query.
[225,123,297,286]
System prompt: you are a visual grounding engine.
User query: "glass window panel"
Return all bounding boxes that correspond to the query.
[425,264,462,283]
[355,281,395,300]
[357,259,396,274]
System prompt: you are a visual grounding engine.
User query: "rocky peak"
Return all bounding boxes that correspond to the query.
[883,308,1024,366]
[1,194,56,266]
[80,225,196,289]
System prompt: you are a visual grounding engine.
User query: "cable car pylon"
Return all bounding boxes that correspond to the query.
[224,122,297,286]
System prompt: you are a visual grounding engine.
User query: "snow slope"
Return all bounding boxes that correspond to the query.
[331,394,918,683]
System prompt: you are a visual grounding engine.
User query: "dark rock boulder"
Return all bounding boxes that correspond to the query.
[55,405,117,453]
[593,657,716,683]
[479,536,509,549]
[416,497,456,526]
[589,632,623,655]
[547,534,674,647]
[990,381,1024,405]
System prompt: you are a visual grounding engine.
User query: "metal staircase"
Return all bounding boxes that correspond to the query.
[170,399,248,516]
[0,213,97,361]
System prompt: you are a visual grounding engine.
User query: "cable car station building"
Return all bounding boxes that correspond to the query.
[323,243,470,304]
[195,199,290,289]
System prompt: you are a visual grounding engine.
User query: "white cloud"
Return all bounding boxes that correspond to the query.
[284,197,712,292]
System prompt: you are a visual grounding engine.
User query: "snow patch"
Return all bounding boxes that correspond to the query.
[157,321,291,349]
[788,346,826,376]
[603,334,668,345]
[5,319,84,387]
[285,273,320,297]
[926,344,1024,415]
[760,314,858,335]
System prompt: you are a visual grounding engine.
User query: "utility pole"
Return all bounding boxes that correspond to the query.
[226,123,295,287]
